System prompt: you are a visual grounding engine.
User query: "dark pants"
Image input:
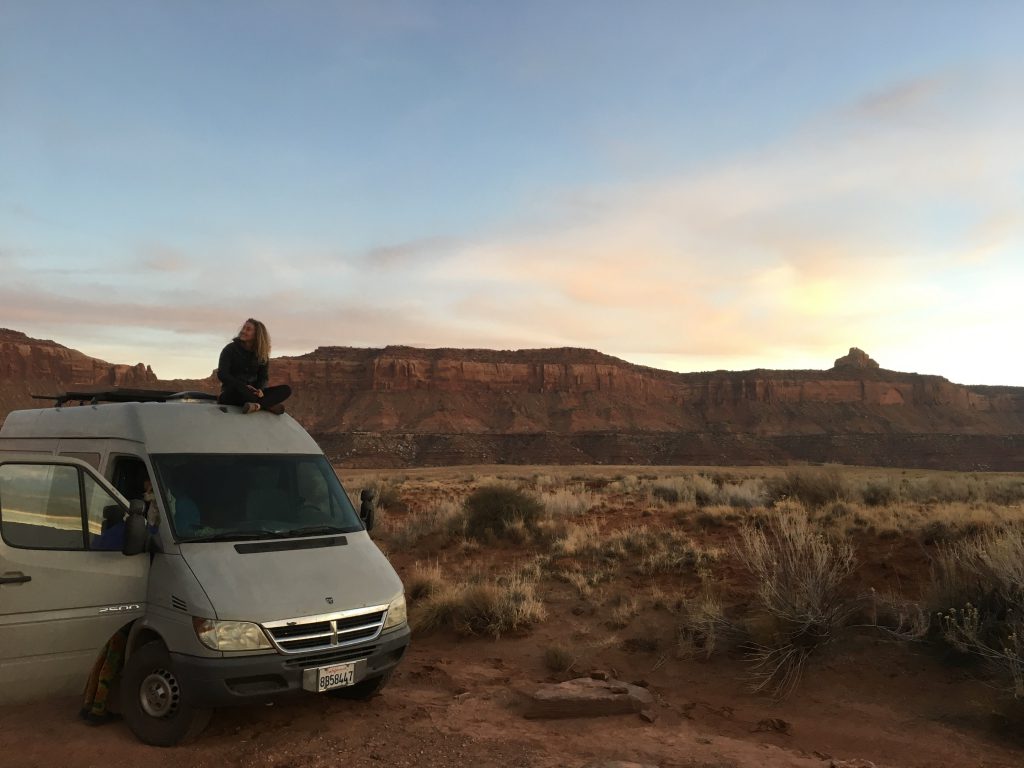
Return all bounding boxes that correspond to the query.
[218,384,292,409]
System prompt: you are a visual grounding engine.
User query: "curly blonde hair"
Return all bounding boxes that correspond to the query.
[240,318,272,363]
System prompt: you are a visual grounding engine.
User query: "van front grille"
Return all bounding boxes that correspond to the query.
[282,646,376,669]
[263,606,387,654]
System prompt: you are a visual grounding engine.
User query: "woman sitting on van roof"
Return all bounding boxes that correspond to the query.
[217,318,292,414]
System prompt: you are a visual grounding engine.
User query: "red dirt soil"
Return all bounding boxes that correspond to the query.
[2,465,1022,767]
[1,633,1020,767]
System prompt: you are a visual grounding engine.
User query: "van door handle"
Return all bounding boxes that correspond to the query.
[0,573,31,584]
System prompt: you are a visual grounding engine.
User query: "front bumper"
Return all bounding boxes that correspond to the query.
[170,624,410,708]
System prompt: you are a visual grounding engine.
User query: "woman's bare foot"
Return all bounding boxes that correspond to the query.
[243,402,261,414]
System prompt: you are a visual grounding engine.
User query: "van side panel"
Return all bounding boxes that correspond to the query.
[0,548,147,703]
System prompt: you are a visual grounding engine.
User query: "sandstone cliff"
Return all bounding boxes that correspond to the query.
[3,331,1023,469]
[0,329,157,419]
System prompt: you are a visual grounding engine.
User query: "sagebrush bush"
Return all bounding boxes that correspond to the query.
[736,510,856,696]
[860,479,898,507]
[463,485,543,541]
[374,480,406,512]
[651,485,681,504]
[769,469,847,509]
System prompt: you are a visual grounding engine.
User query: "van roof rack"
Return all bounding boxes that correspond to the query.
[31,389,219,407]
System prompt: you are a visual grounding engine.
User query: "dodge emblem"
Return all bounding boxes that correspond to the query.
[325,596,334,605]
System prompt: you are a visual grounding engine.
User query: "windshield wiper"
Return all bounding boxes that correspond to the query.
[179,529,288,543]
[284,524,350,537]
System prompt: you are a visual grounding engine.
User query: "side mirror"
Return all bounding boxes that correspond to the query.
[359,488,375,531]
[122,510,148,556]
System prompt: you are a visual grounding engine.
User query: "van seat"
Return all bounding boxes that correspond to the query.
[245,487,296,522]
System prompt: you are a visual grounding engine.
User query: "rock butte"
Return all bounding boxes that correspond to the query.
[3,330,1024,470]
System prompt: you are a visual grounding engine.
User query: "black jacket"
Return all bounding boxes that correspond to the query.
[217,339,269,394]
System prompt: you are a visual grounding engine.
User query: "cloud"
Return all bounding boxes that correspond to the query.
[422,67,1024,379]
[4,67,1023,385]
[364,235,459,268]
[137,244,191,273]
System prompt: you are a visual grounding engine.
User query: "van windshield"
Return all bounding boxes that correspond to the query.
[151,454,363,542]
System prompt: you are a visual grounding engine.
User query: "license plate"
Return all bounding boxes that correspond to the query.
[316,662,355,692]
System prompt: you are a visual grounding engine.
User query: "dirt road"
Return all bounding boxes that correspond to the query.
[2,632,1021,768]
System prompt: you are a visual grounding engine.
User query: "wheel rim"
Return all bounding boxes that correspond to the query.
[139,667,181,718]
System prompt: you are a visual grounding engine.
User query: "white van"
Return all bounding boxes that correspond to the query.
[0,391,409,746]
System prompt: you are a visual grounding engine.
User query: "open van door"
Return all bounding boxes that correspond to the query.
[0,456,148,704]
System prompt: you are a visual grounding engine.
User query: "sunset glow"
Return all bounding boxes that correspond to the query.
[2,2,1022,384]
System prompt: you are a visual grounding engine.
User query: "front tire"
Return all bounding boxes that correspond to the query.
[121,641,212,746]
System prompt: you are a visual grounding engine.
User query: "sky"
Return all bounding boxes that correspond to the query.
[1,1,1022,385]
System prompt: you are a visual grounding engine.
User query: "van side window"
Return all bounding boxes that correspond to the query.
[84,473,128,551]
[110,456,148,502]
[0,464,86,550]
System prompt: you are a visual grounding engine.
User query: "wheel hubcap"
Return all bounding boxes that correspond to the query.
[139,668,180,718]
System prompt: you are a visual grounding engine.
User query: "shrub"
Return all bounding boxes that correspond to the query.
[735,511,856,696]
[929,524,1024,698]
[985,478,1024,506]
[464,485,543,541]
[692,474,718,507]
[721,478,770,509]
[375,481,406,513]
[543,645,576,674]
[606,596,640,629]
[414,571,546,638]
[861,479,898,507]
[769,469,847,509]
[651,485,680,504]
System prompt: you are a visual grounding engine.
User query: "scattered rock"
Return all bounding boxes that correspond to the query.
[590,670,610,681]
[524,677,654,719]
[639,709,658,723]
[830,760,877,768]
[696,737,713,745]
[584,763,658,768]
[754,717,792,735]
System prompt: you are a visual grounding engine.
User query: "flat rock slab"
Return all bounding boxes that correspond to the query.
[524,677,654,719]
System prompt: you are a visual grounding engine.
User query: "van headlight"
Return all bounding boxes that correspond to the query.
[382,594,407,631]
[193,617,272,651]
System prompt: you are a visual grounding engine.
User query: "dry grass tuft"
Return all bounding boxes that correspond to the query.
[543,644,577,674]
[541,484,596,516]
[404,561,444,603]
[677,569,727,659]
[382,498,463,549]
[413,570,546,638]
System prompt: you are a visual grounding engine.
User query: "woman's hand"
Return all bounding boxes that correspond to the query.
[247,385,264,399]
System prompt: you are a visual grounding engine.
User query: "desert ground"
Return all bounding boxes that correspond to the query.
[3,464,1024,768]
